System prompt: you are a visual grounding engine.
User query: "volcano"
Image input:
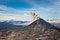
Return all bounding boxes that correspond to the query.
[21,17,60,40]
[0,12,60,40]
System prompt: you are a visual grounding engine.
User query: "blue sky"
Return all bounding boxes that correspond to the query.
[0,0,60,21]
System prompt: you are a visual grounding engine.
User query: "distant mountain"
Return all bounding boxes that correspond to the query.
[0,21,26,30]
[0,20,29,25]
[51,23,60,28]
[47,19,60,23]
[47,19,60,28]
[8,20,29,25]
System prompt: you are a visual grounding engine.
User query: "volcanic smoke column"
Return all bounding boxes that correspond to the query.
[30,11,39,21]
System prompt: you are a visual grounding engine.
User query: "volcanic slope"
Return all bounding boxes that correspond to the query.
[21,17,60,40]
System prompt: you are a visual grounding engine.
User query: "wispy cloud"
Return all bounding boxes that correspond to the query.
[0,13,33,21]
[25,0,60,20]
[0,5,34,21]
[49,0,60,6]
[0,5,30,14]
